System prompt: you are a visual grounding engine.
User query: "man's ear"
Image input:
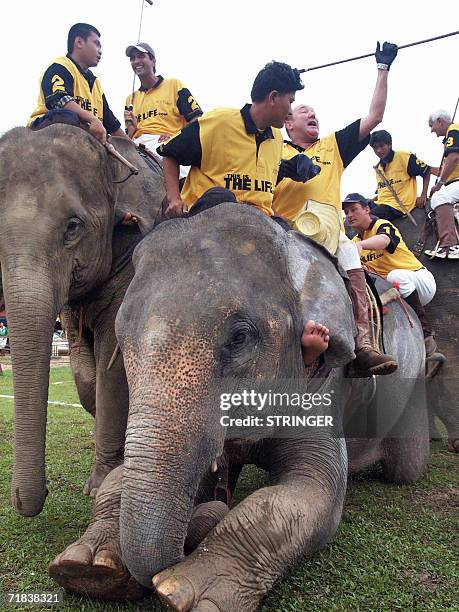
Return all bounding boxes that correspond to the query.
[267,90,279,106]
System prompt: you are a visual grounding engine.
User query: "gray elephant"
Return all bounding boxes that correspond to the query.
[392,207,458,451]
[0,124,165,517]
[50,203,429,610]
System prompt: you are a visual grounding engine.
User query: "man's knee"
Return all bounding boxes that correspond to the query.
[387,270,415,297]
[188,187,237,217]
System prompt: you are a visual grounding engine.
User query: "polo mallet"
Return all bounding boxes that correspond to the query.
[126,0,155,133]
[296,30,458,73]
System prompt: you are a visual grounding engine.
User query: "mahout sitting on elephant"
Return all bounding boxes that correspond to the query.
[0,124,165,517]
[50,203,429,609]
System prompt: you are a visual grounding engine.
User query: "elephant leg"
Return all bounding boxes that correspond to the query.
[69,324,96,418]
[153,437,347,612]
[50,470,229,601]
[427,378,459,453]
[49,466,145,601]
[83,320,129,497]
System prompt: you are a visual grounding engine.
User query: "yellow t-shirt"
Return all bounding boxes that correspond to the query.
[159,104,283,216]
[29,56,104,125]
[353,217,423,278]
[273,119,369,223]
[374,150,429,213]
[443,122,459,184]
[126,77,202,139]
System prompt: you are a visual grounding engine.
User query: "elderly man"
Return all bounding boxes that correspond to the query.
[343,193,437,356]
[369,130,431,221]
[28,23,124,144]
[123,42,203,175]
[425,110,459,260]
[272,42,399,377]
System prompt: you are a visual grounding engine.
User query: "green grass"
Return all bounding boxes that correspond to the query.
[0,367,458,611]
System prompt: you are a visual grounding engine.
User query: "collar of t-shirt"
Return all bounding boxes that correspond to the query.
[358,214,379,238]
[379,148,395,169]
[240,104,274,142]
[66,54,96,88]
[139,75,164,92]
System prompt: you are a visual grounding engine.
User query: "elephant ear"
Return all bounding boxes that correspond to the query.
[285,232,356,368]
[108,137,166,236]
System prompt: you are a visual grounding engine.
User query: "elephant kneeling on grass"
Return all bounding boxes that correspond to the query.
[50,204,429,610]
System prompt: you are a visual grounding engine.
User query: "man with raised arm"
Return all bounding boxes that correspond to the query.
[272,42,399,377]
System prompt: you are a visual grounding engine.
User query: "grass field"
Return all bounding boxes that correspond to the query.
[0,366,458,611]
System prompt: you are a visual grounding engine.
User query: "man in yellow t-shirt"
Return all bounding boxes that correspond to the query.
[425,109,459,260]
[123,42,203,178]
[28,23,125,144]
[369,130,431,221]
[343,193,437,349]
[159,61,332,367]
[272,42,399,377]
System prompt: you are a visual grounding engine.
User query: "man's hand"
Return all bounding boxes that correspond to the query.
[88,117,107,144]
[415,195,427,208]
[375,41,398,70]
[124,108,138,137]
[430,183,443,197]
[164,197,187,219]
[158,133,172,144]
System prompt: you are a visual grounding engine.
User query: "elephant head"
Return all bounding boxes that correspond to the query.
[0,125,164,516]
[116,203,355,586]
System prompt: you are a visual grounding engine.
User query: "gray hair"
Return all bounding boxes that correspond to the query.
[428,109,452,124]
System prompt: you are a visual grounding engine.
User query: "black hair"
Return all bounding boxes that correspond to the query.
[370,129,392,147]
[67,23,101,54]
[251,61,304,103]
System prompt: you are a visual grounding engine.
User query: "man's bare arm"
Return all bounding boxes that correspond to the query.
[163,157,186,218]
[63,100,107,143]
[359,70,388,140]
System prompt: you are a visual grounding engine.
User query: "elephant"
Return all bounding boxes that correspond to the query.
[0,124,165,517]
[392,207,459,451]
[49,203,429,610]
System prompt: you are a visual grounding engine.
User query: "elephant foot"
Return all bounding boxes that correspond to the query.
[184,501,229,554]
[83,459,122,497]
[448,438,459,453]
[49,516,146,601]
[153,564,258,612]
[49,538,145,601]
[51,466,145,601]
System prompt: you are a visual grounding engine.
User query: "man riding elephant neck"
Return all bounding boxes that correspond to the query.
[425,109,459,260]
[343,193,437,358]
[28,23,125,144]
[158,61,330,365]
[272,42,399,377]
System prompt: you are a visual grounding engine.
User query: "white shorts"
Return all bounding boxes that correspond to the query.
[134,134,190,180]
[336,231,362,271]
[386,267,436,305]
[430,180,459,209]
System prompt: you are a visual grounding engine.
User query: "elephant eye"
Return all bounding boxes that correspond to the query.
[64,218,83,245]
[225,321,259,352]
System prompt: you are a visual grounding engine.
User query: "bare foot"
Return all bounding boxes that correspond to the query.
[301,320,330,366]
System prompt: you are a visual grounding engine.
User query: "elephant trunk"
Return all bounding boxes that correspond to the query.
[3,264,62,516]
[119,347,220,588]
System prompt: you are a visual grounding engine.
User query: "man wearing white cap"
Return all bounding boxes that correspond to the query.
[123,43,203,177]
